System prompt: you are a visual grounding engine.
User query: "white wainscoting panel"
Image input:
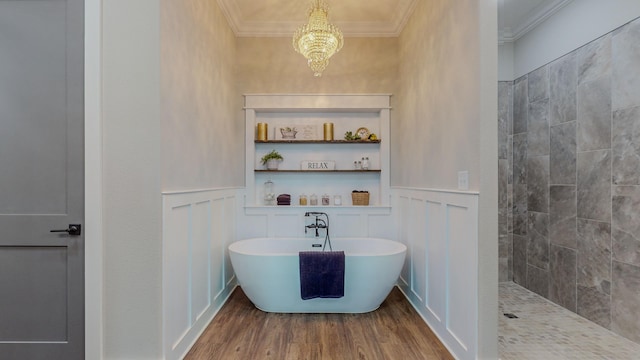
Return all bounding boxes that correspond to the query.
[394,195,411,288]
[393,188,479,360]
[410,198,427,304]
[162,188,239,360]
[426,199,445,323]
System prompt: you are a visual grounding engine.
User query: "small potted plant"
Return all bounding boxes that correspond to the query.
[261,149,283,170]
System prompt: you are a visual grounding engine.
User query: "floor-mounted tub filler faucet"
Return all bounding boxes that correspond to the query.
[304,212,332,251]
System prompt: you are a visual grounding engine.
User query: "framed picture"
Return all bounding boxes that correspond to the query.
[274,124,318,140]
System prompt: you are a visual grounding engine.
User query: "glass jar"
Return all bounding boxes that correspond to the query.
[322,194,330,206]
[263,180,275,205]
[310,194,318,206]
[299,194,308,206]
[334,195,342,206]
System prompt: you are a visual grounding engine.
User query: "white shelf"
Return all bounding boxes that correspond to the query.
[254,170,381,173]
[243,205,392,216]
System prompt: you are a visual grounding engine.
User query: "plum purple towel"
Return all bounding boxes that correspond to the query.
[299,251,345,300]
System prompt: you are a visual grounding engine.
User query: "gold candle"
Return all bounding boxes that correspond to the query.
[323,123,334,141]
[256,123,268,141]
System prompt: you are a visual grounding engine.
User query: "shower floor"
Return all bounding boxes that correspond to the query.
[499,282,640,359]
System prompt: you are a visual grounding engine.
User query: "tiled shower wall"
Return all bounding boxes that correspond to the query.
[498,17,640,344]
[498,81,513,283]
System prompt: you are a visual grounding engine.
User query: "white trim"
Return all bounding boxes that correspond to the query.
[84,0,103,358]
[243,93,393,96]
[499,0,573,43]
[243,93,392,110]
[161,186,244,196]
[217,0,418,38]
[391,186,480,196]
[215,0,241,35]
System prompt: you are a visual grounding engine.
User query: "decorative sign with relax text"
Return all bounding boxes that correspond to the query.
[301,160,336,171]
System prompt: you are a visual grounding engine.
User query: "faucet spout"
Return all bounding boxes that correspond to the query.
[303,212,330,241]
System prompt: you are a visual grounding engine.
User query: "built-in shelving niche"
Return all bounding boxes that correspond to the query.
[244,94,391,208]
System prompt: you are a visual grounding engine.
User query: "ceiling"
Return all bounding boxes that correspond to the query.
[216,0,418,37]
[217,0,573,41]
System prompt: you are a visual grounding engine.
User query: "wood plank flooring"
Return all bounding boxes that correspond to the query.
[185,287,453,360]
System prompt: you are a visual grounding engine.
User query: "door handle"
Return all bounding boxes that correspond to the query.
[50,224,82,236]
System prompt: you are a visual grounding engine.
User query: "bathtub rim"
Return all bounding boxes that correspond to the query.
[229,237,407,257]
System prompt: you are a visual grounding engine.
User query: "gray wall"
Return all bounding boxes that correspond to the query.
[499,16,640,344]
[103,1,163,357]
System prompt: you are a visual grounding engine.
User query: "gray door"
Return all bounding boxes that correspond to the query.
[0,0,84,359]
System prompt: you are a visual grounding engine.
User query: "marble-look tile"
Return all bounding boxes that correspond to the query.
[550,245,577,311]
[528,65,549,103]
[577,76,612,152]
[512,133,527,185]
[528,98,550,156]
[612,106,640,185]
[612,186,640,266]
[577,33,611,85]
[513,76,528,134]
[508,134,513,185]
[513,184,528,236]
[612,261,640,343]
[508,233,513,281]
[498,234,509,259]
[499,258,509,283]
[550,52,578,125]
[577,219,612,294]
[513,234,527,285]
[527,264,549,298]
[499,159,509,210]
[527,156,549,213]
[499,217,509,251]
[498,81,513,159]
[498,82,512,160]
[577,150,612,222]
[499,232,510,283]
[612,18,640,110]
[549,186,577,249]
[507,183,514,234]
[528,212,549,271]
[577,285,612,329]
[501,282,640,360]
[499,207,508,239]
[550,121,577,185]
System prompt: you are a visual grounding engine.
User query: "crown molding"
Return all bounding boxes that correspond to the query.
[216,0,242,35]
[499,0,573,43]
[217,0,418,37]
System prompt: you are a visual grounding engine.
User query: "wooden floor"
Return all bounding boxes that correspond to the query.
[185,287,453,360]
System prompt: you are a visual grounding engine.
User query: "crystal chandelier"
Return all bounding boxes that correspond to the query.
[292,0,344,77]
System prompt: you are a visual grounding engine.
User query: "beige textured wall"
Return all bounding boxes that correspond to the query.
[161,0,242,191]
[395,0,483,190]
[236,37,398,95]
[397,3,498,357]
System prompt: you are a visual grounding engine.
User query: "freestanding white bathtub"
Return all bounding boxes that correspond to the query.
[228,237,407,313]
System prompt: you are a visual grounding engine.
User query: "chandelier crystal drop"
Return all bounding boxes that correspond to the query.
[292,0,344,77]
